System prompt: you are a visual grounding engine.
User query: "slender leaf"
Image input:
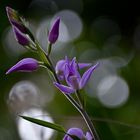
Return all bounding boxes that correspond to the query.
[20,115,66,133]
[20,116,81,140]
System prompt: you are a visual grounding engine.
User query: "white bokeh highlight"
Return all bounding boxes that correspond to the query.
[97,75,129,108]
[8,81,40,114]
[17,108,54,140]
[2,27,26,57]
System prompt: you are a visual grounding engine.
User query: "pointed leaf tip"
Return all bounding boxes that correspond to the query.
[20,115,66,133]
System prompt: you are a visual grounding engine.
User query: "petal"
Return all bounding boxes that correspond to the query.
[70,58,81,79]
[65,56,69,64]
[66,128,84,139]
[13,27,30,46]
[55,60,65,73]
[78,63,92,69]
[54,82,75,94]
[64,64,70,79]
[67,76,79,90]
[55,59,66,80]
[63,135,68,140]
[79,62,99,89]
[70,57,78,71]
[85,132,93,140]
[11,20,27,33]
[6,58,38,74]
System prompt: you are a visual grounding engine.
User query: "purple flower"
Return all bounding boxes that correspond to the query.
[63,128,93,140]
[6,6,27,33]
[6,58,39,74]
[48,17,60,44]
[13,27,30,46]
[55,57,92,81]
[54,57,99,94]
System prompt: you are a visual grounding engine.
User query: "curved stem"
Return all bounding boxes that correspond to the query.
[75,90,84,109]
[75,90,100,140]
[80,109,100,140]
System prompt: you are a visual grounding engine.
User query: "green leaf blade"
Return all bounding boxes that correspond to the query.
[20,115,66,133]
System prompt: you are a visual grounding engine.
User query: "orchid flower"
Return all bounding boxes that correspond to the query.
[54,57,99,94]
[55,57,92,81]
[63,127,93,140]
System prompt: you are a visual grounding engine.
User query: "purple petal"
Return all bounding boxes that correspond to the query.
[70,58,81,79]
[63,135,68,140]
[79,62,99,89]
[13,27,30,46]
[64,64,70,80]
[6,58,38,74]
[55,60,65,73]
[11,20,27,33]
[63,128,84,140]
[48,17,60,44]
[78,63,92,69]
[67,76,79,90]
[54,82,75,94]
[55,59,66,80]
[70,57,78,73]
[85,132,93,140]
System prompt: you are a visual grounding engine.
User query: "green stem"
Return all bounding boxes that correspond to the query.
[80,109,100,140]
[75,90,100,140]
[75,90,83,108]
[47,43,52,56]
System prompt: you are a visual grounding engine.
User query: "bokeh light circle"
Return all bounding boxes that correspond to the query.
[17,108,54,140]
[97,75,129,108]
[2,27,26,57]
[8,81,40,114]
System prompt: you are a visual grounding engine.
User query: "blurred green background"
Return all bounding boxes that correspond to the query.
[1,0,140,140]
